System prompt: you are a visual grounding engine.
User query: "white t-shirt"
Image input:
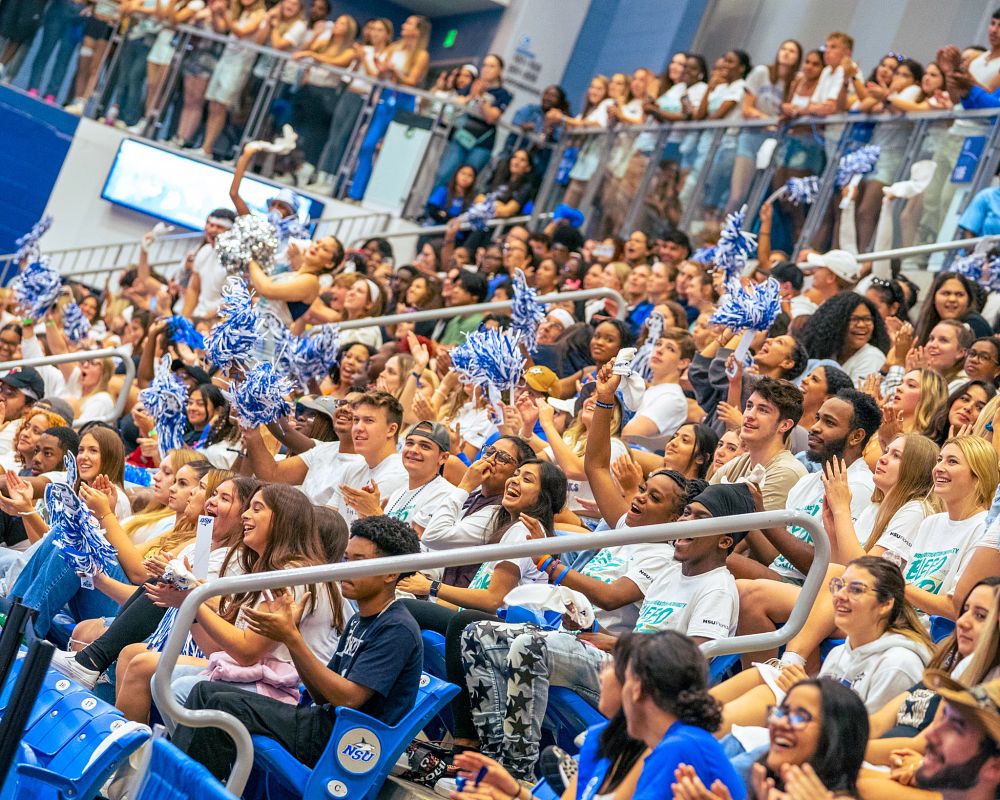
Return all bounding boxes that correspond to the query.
[970,51,1000,92]
[547,437,628,513]
[192,243,227,319]
[77,392,115,427]
[298,443,365,506]
[904,511,993,597]
[0,422,19,472]
[451,403,498,450]
[707,79,745,121]
[840,344,886,383]
[333,454,409,526]
[744,64,784,117]
[634,564,738,640]
[789,295,818,319]
[853,500,930,568]
[420,487,498,552]
[771,458,874,581]
[383,475,454,528]
[130,513,177,546]
[811,64,846,104]
[632,382,686,437]
[580,539,674,634]
[467,521,547,597]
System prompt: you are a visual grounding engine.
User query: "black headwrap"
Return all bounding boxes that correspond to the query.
[690,483,756,544]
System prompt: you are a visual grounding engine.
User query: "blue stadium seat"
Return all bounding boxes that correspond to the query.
[930,616,956,642]
[532,777,560,800]
[420,631,447,680]
[542,687,605,755]
[248,672,459,800]
[132,737,232,800]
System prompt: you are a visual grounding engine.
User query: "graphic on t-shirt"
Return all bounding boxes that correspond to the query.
[581,549,625,583]
[634,600,683,633]
[904,547,958,593]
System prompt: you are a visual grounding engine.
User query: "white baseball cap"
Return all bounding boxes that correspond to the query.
[804,249,860,284]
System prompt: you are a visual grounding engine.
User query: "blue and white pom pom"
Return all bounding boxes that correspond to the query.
[449,338,487,386]
[216,214,279,275]
[711,278,782,376]
[288,324,340,388]
[205,278,260,374]
[267,209,310,247]
[511,269,547,353]
[690,246,717,265]
[837,145,881,188]
[227,361,293,428]
[145,557,203,656]
[715,206,758,285]
[46,454,117,581]
[13,258,62,320]
[952,252,1000,294]
[62,303,91,343]
[14,215,53,264]
[140,355,189,457]
[631,311,665,381]
[167,315,205,351]
[465,193,497,232]
[765,176,820,207]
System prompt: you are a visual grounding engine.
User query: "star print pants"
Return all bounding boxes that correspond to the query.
[460,622,607,780]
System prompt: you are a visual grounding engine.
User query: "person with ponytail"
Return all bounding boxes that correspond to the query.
[622,631,745,800]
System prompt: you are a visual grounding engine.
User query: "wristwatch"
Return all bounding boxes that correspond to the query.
[429,580,441,599]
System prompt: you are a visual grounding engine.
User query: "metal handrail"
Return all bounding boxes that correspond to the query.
[334,288,627,331]
[374,213,552,242]
[856,235,999,263]
[151,509,828,794]
[0,347,135,425]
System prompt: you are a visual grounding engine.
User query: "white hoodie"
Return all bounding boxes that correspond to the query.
[820,632,932,712]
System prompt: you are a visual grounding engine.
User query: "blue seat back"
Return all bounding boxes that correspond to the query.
[24,692,116,756]
[420,631,447,680]
[543,687,605,755]
[250,673,459,800]
[532,777,560,800]
[134,738,232,800]
[930,616,956,642]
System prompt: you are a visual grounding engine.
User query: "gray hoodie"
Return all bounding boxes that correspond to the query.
[820,632,932,712]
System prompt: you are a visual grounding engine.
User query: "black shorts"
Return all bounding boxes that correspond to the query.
[0,0,45,44]
[82,16,113,41]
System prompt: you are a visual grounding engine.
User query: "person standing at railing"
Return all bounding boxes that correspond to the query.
[168,0,223,149]
[547,75,615,209]
[64,0,121,115]
[24,0,88,104]
[198,0,267,160]
[286,13,358,190]
[346,15,430,202]
[432,53,512,190]
[244,0,308,133]
[0,0,46,83]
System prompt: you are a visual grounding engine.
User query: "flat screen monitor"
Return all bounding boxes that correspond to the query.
[101,138,323,231]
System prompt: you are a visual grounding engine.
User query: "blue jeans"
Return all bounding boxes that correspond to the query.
[11,534,126,637]
[720,735,768,791]
[115,35,152,125]
[26,0,84,99]
[347,90,415,200]
[434,138,494,189]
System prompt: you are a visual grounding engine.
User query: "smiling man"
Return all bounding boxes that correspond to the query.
[914,671,1000,800]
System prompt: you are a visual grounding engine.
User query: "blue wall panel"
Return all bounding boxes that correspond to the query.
[0,85,77,255]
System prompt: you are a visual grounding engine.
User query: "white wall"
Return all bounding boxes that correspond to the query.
[690,0,994,70]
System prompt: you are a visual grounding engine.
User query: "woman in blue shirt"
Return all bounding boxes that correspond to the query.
[424,164,478,226]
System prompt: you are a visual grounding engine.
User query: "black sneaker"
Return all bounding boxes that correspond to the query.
[539,746,577,795]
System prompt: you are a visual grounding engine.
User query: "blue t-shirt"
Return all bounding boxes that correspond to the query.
[633,721,746,800]
[959,187,1000,236]
[326,601,423,726]
[576,722,613,800]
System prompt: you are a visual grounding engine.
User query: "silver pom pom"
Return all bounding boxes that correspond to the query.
[216,214,279,275]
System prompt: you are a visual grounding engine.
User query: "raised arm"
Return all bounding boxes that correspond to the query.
[584,362,628,526]
[242,426,308,484]
[228,147,255,217]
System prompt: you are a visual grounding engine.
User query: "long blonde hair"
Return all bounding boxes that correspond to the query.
[145,464,229,556]
[392,15,430,79]
[563,401,622,457]
[904,369,948,435]
[957,578,1000,684]
[123,449,205,542]
[944,435,1000,509]
[866,434,938,552]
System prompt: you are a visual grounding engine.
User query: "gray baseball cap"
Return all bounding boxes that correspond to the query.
[404,420,450,452]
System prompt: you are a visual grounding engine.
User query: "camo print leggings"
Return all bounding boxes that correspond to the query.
[460,621,607,780]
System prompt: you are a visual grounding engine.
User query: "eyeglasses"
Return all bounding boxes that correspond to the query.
[828,577,875,596]
[483,445,516,465]
[967,349,999,364]
[848,315,875,327]
[767,705,815,729]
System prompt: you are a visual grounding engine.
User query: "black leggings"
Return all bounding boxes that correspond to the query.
[291,83,343,167]
[399,599,496,742]
[75,586,166,672]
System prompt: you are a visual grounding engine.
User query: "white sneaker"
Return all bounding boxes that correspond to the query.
[126,119,147,134]
[49,649,100,689]
[64,99,85,115]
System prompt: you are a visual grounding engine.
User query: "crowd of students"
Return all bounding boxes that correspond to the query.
[3,5,1000,800]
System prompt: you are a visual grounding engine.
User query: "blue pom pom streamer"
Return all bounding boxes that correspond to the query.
[631,311,665,381]
[146,608,203,656]
[140,355,189,457]
[13,258,62,320]
[205,278,260,374]
[168,316,205,350]
[952,253,1000,293]
[466,193,497,232]
[227,361,293,428]
[836,145,881,188]
[14,215,53,264]
[710,277,782,332]
[785,176,819,206]
[46,455,117,580]
[287,324,340,388]
[62,303,91,343]
[124,463,154,487]
[715,206,758,284]
[267,210,310,248]
[511,269,547,353]
[449,328,526,403]
[690,246,716,265]
[449,340,487,386]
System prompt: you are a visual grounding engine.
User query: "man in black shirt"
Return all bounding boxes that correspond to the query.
[171,516,423,781]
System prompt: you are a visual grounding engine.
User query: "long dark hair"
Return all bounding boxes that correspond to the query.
[490,149,535,193]
[914,271,985,345]
[690,424,719,480]
[768,39,803,101]
[798,292,890,361]
[446,165,477,209]
[598,634,647,792]
[486,459,567,544]
[764,678,868,796]
[627,630,722,731]
[192,383,239,445]
[927,379,996,446]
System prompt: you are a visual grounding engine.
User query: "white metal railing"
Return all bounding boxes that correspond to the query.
[151,509,829,794]
[0,347,135,425]
[857,235,999,264]
[375,212,552,242]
